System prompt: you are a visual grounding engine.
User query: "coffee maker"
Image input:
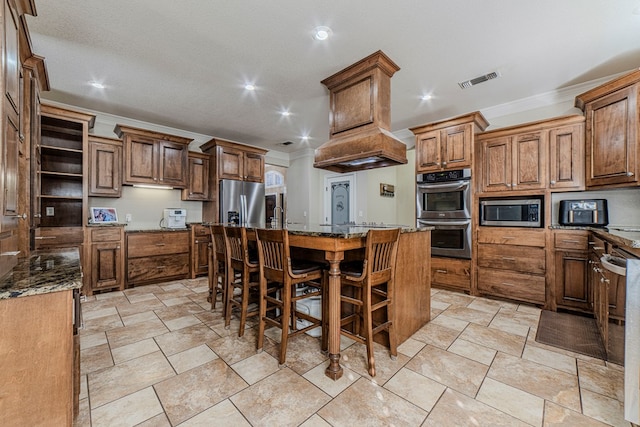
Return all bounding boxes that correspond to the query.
[163,208,187,229]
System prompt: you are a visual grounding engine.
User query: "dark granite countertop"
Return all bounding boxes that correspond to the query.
[215,223,430,238]
[126,227,191,233]
[550,225,640,250]
[0,248,82,300]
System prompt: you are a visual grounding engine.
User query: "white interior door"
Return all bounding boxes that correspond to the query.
[324,174,355,224]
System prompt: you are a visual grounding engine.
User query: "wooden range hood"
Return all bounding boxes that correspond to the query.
[313,50,407,173]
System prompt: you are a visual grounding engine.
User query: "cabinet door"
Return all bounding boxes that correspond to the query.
[3,0,19,113]
[549,124,585,191]
[158,140,187,187]
[481,136,512,192]
[183,153,210,200]
[243,152,264,182]
[415,130,442,173]
[192,236,210,277]
[91,242,123,290]
[555,250,590,311]
[124,135,157,184]
[89,141,122,197]
[441,123,472,170]
[606,269,626,320]
[3,113,19,216]
[585,84,638,187]
[513,131,546,191]
[218,146,244,180]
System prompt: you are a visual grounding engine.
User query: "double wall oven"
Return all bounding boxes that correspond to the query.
[417,169,472,259]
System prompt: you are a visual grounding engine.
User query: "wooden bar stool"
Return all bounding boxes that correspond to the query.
[208,225,227,312]
[339,228,400,377]
[255,228,325,365]
[224,226,260,337]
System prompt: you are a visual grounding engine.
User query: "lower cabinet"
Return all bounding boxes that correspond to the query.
[190,224,210,278]
[127,231,190,286]
[554,230,590,312]
[476,227,546,305]
[431,257,471,292]
[87,226,125,295]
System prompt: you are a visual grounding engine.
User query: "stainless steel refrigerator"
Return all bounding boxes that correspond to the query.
[219,179,265,226]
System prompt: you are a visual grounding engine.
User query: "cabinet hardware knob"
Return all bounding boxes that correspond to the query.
[627,172,634,177]
[435,162,440,166]
[506,183,511,187]
[550,180,556,185]
[442,162,447,166]
[435,269,447,274]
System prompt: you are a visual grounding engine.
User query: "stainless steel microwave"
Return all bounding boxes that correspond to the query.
[480,197,543,227]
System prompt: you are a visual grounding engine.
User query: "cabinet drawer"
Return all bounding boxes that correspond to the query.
[431,257,471,291]
[35,227,84,248]
[91,227,122,242]
[554,231,588,250]
[192,225,210,238]
[127,254,190,283]
[477,227,545,246]
[127,231,189,257]
[477,267,546,304]
[477,244,545,274]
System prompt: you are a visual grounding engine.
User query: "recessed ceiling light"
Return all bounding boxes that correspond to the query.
[301,135,309,141]
[89,81,105,89]
[420,94,432,101]
[244,83,255,91]
[313,26,332,41]
[281,111,291,117]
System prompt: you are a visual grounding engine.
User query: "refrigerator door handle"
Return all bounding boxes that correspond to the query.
[240,195,247,225]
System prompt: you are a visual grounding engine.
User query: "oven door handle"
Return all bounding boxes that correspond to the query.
[418,220,471,227]
[417,181,470,192]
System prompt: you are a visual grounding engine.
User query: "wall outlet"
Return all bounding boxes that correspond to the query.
[45,207,54,216]
[125,213,132,222]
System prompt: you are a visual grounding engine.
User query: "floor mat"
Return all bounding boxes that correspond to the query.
[535,310,606,360]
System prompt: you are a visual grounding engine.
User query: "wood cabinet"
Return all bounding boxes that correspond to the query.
[411,111,488,173]
[87,226,124,295]
[476,227,546,304]
[576,69,640,189]
[431,257,471,292]
[588,232,627,322]
[200,138,267,222]
[476,115,585,194]
[126,230,190,286]
[181,151,211,201]
[88,135,122,197]
[0,289,75,426]
[115,124,192,189]
[190,224,210,278]
[554,230,590,312]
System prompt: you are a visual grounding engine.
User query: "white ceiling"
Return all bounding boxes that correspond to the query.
[25,0,640,153]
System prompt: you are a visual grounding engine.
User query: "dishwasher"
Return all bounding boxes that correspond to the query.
[601,247,639,425]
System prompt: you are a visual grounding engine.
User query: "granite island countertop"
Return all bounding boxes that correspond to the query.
[0,248,82,300]
[215,223,431,238]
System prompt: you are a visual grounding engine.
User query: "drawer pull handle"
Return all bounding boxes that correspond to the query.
[593,246,604,250]
[35,236,56,240]
[435,269,448,274]
[155,243,166,246]
[503,236,515,240]
[501,282,515,286]
[562,240,579,244]
[502,257,516,261]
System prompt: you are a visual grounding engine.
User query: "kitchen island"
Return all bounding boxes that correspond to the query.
[249,223,431,380]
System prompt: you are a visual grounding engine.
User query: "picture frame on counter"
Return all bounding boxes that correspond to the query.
[91,207,118,223]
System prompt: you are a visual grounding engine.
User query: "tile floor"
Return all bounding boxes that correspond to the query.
[77,277,630,426]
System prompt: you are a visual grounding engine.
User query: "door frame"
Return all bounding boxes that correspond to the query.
[323,174,356,224]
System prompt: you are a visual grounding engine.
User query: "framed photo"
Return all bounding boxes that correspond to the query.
[91,207,118,223]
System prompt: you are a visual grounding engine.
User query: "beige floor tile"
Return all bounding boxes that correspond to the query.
[91,386,164,427]
[488,314,531,337]
[430,299,450,311]
[581,388,628,427]
[154,323,220,356]
[115,298,167,317]
[262,332,328,375]
[123,285,164,296]
[121,310,160,326]
[161,296,193,307]
[522,344,577,375]
[410,320,461,349]
[160,282,190,292]
[517,304,542,315]
[477,377,544,426]
[163,314,203,331]
[431,307,444,318]
[317,377,427,426]
[442,305,497,326]
[578,359,625,402]
[79,374,88,400]
[95,291,125,300]
[232,367,330,427]
[111,338,160,364]
[177,399,251,426]
[136,413,172,426]
[80,331,108,350]
[384,367,446,412]
[397,337,426,357]
[76,397,91,427]
[448,338,497,365]
[207,327,261,365]
[431,290,475,307]
[405,344,488,397]
[80,343,113,376]
[81,313,124,334]
[339,342,410,382]
[168,343,219,374]
[543,401,610,426]
[468,297,514,313]
[299,414,332,427]
[82,295,128,312]
[488,352,581,412]
[82,306,118,321]
[302,362,360,398]
[125,292,160,304]
[107,317,169,349]
[424,388,529,426]
[429,313,470,332]
[459,322,526,357]
[154,359,248,425]
[88,351,175,408]
[231,351,280,384]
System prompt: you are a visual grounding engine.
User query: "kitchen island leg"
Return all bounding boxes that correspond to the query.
[325,252,344,380]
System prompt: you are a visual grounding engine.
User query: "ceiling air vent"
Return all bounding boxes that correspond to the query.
[458,71,500,89]
[281,141,294,146]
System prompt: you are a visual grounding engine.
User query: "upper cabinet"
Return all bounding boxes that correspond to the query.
[181,151,211,201]
[114,124,192,188]
[476,115,585,194]
[200,138,267,222]
[88,135,122,197]
[411,112,488,173]
[575,69,640,189]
